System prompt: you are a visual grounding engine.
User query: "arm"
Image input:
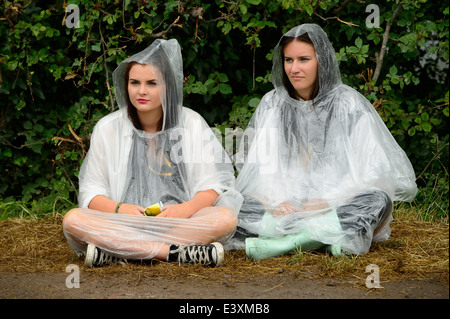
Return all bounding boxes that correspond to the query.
[89,195,145,216]
[158,189,219,218]
[273,198,329,216]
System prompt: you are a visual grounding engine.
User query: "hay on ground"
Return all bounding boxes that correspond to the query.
[0,212,448,285]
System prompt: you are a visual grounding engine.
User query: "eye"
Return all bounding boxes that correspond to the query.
[284,57,293,63]
[130,80,139,85]
[147,80,157,86]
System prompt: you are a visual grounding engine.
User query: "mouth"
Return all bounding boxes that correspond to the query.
[137,99,149,104]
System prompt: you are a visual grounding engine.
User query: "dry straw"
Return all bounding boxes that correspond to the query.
[0,209,448,287]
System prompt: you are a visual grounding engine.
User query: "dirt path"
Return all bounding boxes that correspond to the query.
[0,271,448,299]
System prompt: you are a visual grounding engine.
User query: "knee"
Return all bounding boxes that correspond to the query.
[371,189,393,213]
[62,208,83,233]
[206,206,238,232]
[219,207,238,230]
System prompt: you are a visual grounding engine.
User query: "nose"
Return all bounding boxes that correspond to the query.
[138,84,147,95]
[291,60,301,74]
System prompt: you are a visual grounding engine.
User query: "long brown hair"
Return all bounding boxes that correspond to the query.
[124,61,163,131]
[279,33,320,100]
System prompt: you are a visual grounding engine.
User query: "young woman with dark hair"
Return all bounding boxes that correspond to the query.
[228,24,417,259]
[63,39,243,267]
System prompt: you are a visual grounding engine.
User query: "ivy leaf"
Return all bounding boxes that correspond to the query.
[443,107,449,117]
[218,73,229,83]
[389,65,398,76]
[248,97,261,107]
[91,42,101,52]
[239,4,247,14]
[422,121,432,132]
[218,83,232,95]
[23,121,33,130]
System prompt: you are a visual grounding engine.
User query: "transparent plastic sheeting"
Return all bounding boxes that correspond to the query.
[64,208,237,260]
[228,24,417,255]
[64,39,243,260]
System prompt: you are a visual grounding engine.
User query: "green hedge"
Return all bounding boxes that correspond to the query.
[0,0,448,218]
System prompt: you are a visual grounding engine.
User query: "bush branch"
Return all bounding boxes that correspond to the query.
[372,2,403,84]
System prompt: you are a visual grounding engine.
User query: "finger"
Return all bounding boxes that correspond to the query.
[158,211,168,217]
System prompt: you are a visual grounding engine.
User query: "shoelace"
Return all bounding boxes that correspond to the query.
[178,245,213,265]
[96,250,127,266]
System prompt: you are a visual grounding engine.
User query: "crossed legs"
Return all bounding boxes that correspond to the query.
[63,206,237,261]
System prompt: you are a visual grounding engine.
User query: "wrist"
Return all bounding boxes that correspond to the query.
[179,201,196,217]
[114,202,123,214]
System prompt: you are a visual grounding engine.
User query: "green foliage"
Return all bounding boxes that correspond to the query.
[0,0,448,219]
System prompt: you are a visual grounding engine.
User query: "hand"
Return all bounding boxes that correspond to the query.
[158,203,193,218]
[273,201,296,217]
[157,190,217,218]
[118,203,146,216]
[300,198,329,212]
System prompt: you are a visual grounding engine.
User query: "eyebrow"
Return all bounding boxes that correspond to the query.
[129,78,157,82]
[284,55,312,58]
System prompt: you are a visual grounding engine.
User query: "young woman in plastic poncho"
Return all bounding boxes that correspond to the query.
[63,39,243,267]
[228,24,417,259]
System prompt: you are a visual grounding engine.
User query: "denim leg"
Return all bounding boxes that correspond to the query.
[336,189,393,236]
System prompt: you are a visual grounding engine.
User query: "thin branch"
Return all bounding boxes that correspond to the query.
[333,0,353,15]
[68,123,83,143]
[149,16,182,38]
[0,136,43,150]
[251,44,256,90]
[99,21,115,111]
[416,141,449,182]
[201,1,239,23]
[314,13,359,27]
[62,167,79,198]
[372,2,403,84]
[0,17,15,28]
[52,124,87,158]
[81,19,94,89]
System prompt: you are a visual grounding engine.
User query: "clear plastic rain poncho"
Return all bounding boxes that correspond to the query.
[229,24,417,255]
[64,39,243,260]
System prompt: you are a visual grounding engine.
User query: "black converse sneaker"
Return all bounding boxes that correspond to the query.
[84,243,128,267]
[168,242,224,267]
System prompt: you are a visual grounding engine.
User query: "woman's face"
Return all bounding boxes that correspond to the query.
[283,39,318,100]
[127,63,163,118]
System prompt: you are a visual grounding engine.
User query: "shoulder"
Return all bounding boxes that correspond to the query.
[180,107,210,127]
[95,110,123,127]
[253,90,278,115]
[181,106,201,119]
[261,89,277,106]
[95,110,126,129]
[91,109,132,138]
[332,84,373,114]
[333,84,361,101]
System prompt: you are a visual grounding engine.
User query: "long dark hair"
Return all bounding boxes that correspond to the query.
[279,32,320,101]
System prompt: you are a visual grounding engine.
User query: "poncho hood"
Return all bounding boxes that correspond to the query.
[271,24,342,101]
[112,39,183,131]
